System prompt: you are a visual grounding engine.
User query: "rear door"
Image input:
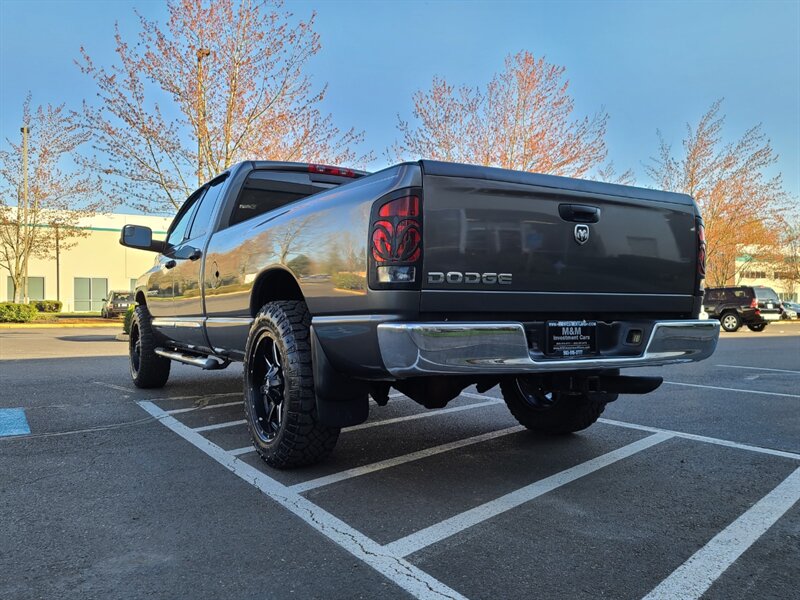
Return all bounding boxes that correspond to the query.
[203,169,330,355]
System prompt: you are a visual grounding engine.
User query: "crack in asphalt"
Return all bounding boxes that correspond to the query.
[279,488,462,600]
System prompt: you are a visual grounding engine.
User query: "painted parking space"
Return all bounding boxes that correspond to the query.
[0,408,30,437]
[138,380,800,600]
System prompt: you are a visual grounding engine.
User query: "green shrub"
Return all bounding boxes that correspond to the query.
[0,302,38,323]
[29,299,62,313]
[332,272,366,291]
[123,305,135,334]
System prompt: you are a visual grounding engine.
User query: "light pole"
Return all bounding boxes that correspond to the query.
[196,47,211,187]
[20,125,30,304]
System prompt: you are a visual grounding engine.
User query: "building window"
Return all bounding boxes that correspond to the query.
[130,278,138,291]
[74,277,108,312]
[741,270,767,279]
[7,276,45,301]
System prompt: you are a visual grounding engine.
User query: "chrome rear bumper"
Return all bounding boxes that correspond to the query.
[377,320,719,378]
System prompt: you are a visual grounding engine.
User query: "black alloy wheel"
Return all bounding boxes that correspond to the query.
[247,331,285,443]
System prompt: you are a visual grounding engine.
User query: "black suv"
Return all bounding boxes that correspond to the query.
[703,286,783,332]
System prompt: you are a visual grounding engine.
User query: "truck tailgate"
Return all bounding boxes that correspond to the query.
[420,162,698,314]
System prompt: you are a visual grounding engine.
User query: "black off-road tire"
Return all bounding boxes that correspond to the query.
[243,300,340,469]
[500,378,606,434]
[720,311,741,332]
[747,323,767,332]
[129,305,171,388]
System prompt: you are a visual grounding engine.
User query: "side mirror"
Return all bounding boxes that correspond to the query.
[102,298,107,302]
[120,225,167,253]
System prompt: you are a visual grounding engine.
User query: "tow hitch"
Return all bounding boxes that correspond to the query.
[550,373,663,396]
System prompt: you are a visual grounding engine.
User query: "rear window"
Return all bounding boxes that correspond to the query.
[113,293,133,302]
[754,287,780,301]
[228,171,337,228]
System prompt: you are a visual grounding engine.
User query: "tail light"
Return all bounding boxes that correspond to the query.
[696,217,706,279]
[750,298,758,309]
[369,191,422,287]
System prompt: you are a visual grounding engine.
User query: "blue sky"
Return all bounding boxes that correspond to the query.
[1,0,798,207]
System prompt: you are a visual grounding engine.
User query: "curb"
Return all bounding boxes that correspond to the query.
[115,333,130,341]
[0,323,124,329]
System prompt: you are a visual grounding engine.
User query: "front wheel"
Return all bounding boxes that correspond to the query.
[243,300,340,469]
[129,305,171,388]
[500,377,607,434]
[747,323,767,332]
[720,312,741,332]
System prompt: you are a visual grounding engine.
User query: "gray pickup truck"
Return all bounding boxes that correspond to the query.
[121,160,719,468]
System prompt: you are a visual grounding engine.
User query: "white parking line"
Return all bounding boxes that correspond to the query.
[716,364,800,375]
[167,400,241,415]
[192,419,247,432]
[598,418,800,461]
[642,466,800,600]
[138,401,467,600]
[343,399,503,432]
[664,381,800,398]
[383,432,673,558]
[291,426,525,493]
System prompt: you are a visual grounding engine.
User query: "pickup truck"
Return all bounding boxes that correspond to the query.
[120,160,720,468]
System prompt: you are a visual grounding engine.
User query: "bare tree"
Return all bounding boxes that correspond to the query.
[647,100,787,286]
[596,161,636,186]
[391,51,608,178]
[78,0,370,214]
[0,97,103,302]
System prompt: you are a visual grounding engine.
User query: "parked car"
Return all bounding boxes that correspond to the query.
[781,301,799,320]
[703,286,783,332]
[120,160,718,468]
[101,291,134,318]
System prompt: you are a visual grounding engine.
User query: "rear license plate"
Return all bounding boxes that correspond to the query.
[763,313,780,321]
[546,320,598,357]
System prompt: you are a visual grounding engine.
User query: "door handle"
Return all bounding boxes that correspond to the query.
[164,259,177,270]
[188,248,202,261]
[558,204,600,223]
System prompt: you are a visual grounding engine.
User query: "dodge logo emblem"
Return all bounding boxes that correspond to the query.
[574,224,590,245]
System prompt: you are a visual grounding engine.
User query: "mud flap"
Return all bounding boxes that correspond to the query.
[310,326,370,427]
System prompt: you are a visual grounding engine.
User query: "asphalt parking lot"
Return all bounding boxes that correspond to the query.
[1,325,798,600]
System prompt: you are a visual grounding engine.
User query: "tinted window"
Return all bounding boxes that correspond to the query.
[188,182,225,240]
[167,192,203,245]
[705,290,720,303]
[754,287,780,301]
[226,171,336,227]
[230,185,307,227]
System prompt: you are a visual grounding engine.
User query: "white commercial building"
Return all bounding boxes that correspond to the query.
[2,213,172,312]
